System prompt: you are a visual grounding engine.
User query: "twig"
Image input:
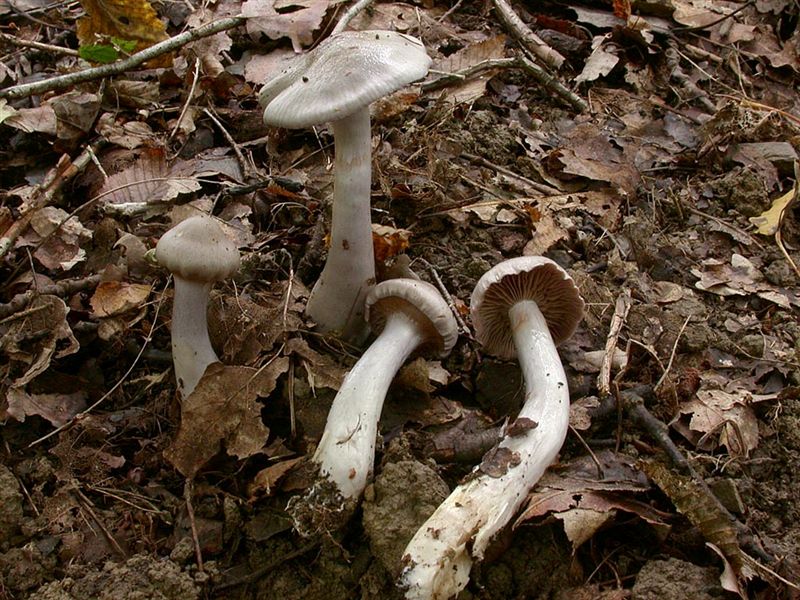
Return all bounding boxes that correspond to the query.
[214,542,320,590]
[0,140,106,261]
[459,152,560,195]
[27,280,166,447]
[73,486,127,558]
[168,60,201,143]
[672,0,754,33]
[0,274,103,319]
[0,16,246,101]
[415,257,472,338]
[598,289,631,397]
[422,55,587,113]
[653,315,690,392]
[0,32,79,56]
[331,0,376,35]
[184,479,204,572]
[203,107,252,181]
[492,0,564,70]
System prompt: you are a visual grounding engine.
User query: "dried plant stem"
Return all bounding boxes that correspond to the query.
[597,289,630,397]
[0,16,245,101]
[0,274,103,319]
[422,55,587,112]
[0,32,78,56]
[492,0,564,69]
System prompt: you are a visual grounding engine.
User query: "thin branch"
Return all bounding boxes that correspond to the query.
[492,0,564,70]
[0,16,246,101]
[0,140,107,261]
[0,32,79,56]
[598,288,631,397]
[0,274,103,320]
[422,55,587,112]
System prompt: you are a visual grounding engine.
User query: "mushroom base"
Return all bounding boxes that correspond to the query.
[286,477,358,537]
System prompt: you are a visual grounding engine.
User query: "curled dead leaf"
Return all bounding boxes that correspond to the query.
[165,358,289,479]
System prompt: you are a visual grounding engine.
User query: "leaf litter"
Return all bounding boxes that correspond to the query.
[0,0,799,598]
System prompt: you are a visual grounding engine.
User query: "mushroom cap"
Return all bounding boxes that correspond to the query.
[259,30,431,128]
[366,279,458,358]
[155,214,240,282]
[470,256,584,359]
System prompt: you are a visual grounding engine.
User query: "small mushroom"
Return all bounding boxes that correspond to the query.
[155,214,240,398]
[291,278,457,532]
[400,256,584,600]
[259,31,431,342]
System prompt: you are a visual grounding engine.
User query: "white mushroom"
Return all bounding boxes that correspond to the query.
[259,31,431,342]
[400,256,584,600]
[291,278,458,532]
[155,214,240,398]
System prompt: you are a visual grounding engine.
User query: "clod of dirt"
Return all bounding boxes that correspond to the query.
[362,460,450,577]
[631,557,723,600]
[29,554,201,600]
[0,464,24,544]
[707,168,770,217]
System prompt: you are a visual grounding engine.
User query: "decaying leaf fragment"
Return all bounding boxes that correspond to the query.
[515,451,666,552]
[0,294,80,387]
[165,358,289,479]
[4,389,87,427]
[749,186,796,236]
[90,281,151,318]
[242,0,332,52]
[642,459,756,591]
[677,388,759,456]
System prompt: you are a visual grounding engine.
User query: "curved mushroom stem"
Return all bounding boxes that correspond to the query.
[314,311,425,498]
[305,108,375,344]
[400,300,569,600]
[170,278,219,399]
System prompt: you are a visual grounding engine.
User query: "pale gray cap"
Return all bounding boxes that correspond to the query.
[470,256,584,359]
[155,214,240,282]
[366,279,458,358]
[259,30,431,128]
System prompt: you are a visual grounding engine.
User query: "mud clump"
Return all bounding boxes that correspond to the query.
[362,460,449,577]
[631,557,722,600]
[29,554,201,600]
[0,464,24,545]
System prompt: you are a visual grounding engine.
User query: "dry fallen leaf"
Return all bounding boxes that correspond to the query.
[4,389,87,427]
[372,224,411,264]
[96,147,202,215]
[165,358,289,479]
[677,388,760,456]
[242,0,332,53]
[749,185,796,236]
[76,0,168,52]
[0,295,80,387]
[90,281,151,318]
[575,34,620,84]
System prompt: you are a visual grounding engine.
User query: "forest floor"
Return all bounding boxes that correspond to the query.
[1,0,800,598]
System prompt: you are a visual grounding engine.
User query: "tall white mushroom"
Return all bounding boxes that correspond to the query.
[400,256,584,600]
[155,214,240,398]
[259,31,431,343]
[290,278,458,533]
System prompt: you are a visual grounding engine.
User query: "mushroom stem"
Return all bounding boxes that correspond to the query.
[170,278,218,398]
[315,311,424,499]
[305,108,375,343]
[400,300,569,600]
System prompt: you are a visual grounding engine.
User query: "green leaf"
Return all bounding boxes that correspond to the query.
[110,37,137,54]
[79,44,120,64]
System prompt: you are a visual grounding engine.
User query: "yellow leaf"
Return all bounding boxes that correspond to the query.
[749,185,796,236]
[77,0,169,61]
